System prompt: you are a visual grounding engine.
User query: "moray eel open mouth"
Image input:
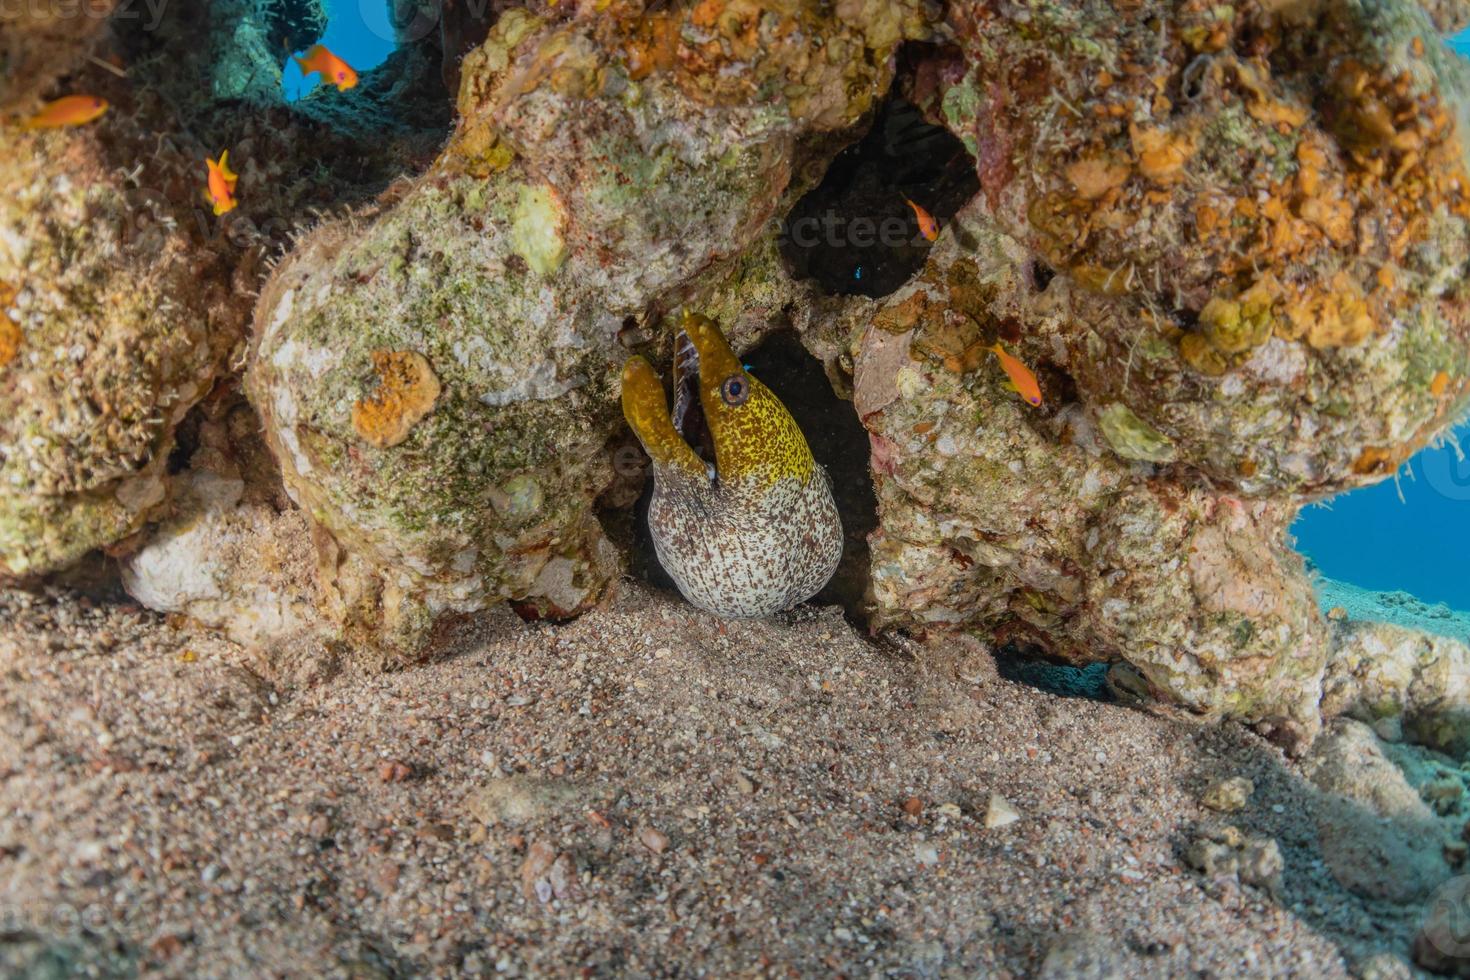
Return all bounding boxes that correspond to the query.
[670,332,716,477]
[620,312,842,618]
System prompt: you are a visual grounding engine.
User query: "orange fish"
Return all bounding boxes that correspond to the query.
[905,197,939,242]
[293,44,358,91]
[1431,370,1451,397]
[203,150,239,216]
[19,95,108,130]
[989,343,1043,407]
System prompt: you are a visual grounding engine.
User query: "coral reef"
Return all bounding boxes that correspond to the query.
[848,198,1329,745]
[1418,0,1470,34]
[2,0,1468,757]
[1322,618,1470,757]
[925,0,1470,497]
[246,5,928,657]
[836,0,1470,748]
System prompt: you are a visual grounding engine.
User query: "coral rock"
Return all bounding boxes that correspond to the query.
[1321,619,1470,758]
[854,202,1325,745]
[0,123,248,579]
[934,0,1470,497]
[246,4,927,658]
[844,0,1470,747]
[119,403,332,679]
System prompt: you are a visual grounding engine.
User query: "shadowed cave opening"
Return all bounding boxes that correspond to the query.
[778,93,979,299]
[110,0,455,205]
[614,330,879,624]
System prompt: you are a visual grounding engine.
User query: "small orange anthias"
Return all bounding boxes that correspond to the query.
[19,95,108,129]
[203,150,239,216]
[989,342,1043,408]
[904,196,940,242]
[294,44,358,91]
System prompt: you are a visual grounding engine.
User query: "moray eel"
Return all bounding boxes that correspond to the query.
[621,313,842,618]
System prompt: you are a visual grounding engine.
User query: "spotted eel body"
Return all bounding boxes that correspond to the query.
[621,313,842,618]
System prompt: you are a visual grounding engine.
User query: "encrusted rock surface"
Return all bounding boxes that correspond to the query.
[1322,618,1470,757]
[850,200,1329,744]
[928,0,1470,495]
[0,114,251,580]
[835,0,1470,747]
[118,396,334,680]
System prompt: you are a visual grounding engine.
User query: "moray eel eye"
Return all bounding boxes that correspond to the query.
[720,375,749,406]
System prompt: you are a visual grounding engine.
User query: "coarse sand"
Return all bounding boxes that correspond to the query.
[0,580,1452,978]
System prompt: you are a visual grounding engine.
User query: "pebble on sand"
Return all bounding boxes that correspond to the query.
[377,760,412,783]
[984,794,1021,829]
[1185,825,1283,896]
[1202,776,1254,814]
[638,826,669,855]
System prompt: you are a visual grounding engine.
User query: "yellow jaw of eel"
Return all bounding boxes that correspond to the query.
[621,313,816,489]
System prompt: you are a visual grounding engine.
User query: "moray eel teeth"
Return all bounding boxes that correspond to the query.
[621,312,843,618]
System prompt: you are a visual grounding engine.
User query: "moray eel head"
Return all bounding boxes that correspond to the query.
[622,312,815,488]
[620,312,842,618]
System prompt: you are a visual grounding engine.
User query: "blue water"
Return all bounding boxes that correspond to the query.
[282,0,396,102]
[1293,425,1470,609]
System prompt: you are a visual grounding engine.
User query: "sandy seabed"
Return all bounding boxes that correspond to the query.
[0,579,1449,978]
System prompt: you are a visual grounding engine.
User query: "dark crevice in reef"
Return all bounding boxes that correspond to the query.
[611,330,878,625]
[778,93,979,299]
[436,0,499,99]
[748,331,878,621]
